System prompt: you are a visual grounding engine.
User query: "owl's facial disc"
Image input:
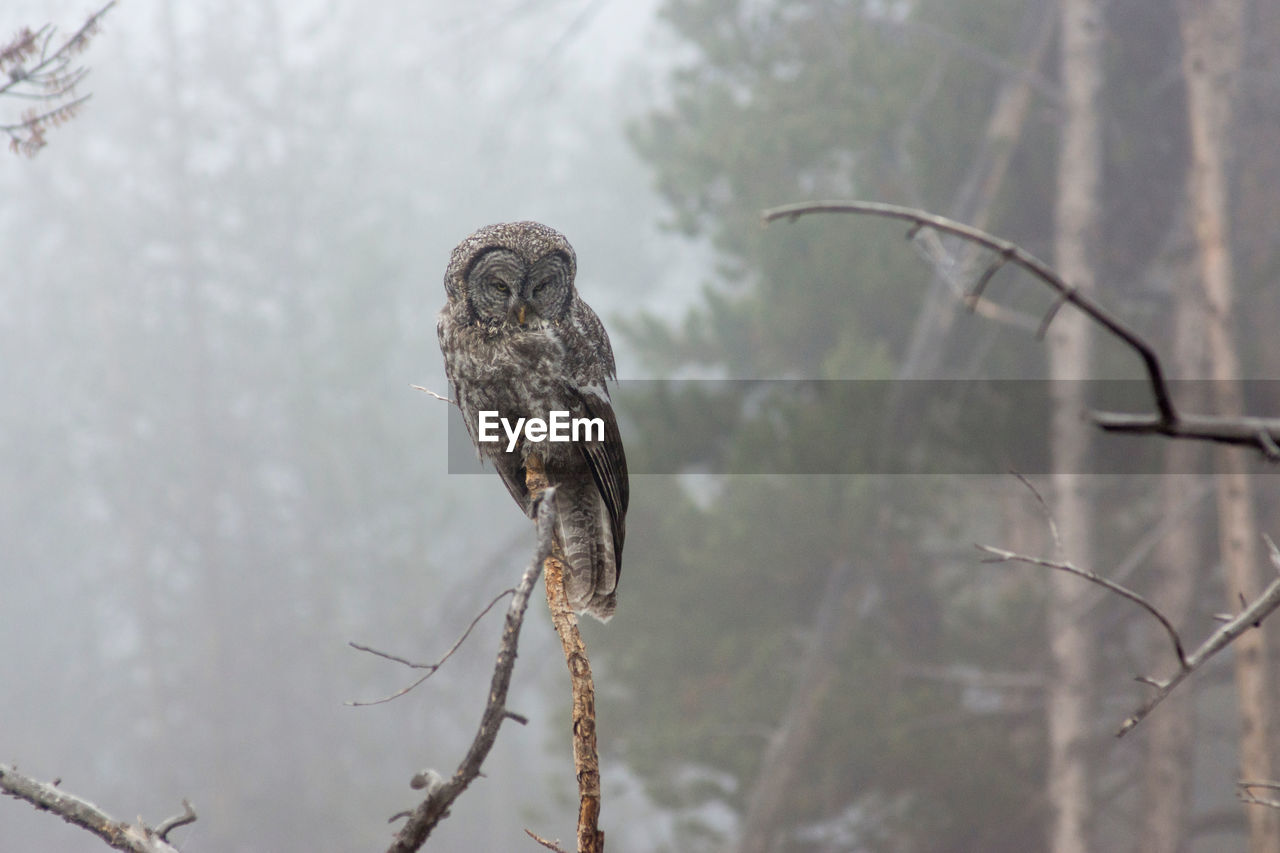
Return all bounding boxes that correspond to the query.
[466,248,527,326]
[525,252,571,319]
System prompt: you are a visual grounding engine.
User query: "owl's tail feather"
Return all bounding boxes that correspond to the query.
[554,480,618,622]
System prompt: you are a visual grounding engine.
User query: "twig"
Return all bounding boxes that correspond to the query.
[347,589,514,706]
[526,455,605,853]
[1115,564,1280,737]
[0,764,188,853]
[526,828,572,852]
[410,384,453,404]
[761,200,1280,459]
[1,2,114,155]
[977,545,1187,668]
[977,540,1280,737]
[1007,472,1214,619]
[1008,472,1063,556]
[385,491,558,853]
[0,2,114,99]
[154,800,197,843]
[0,92,89,127]
[1239,781,1280,810]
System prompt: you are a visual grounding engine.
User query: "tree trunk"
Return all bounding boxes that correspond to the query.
[1047,0,1103,850]
[1177,1,1280,850]
[1139,233,1206,853]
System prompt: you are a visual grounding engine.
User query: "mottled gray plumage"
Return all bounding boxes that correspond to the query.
[438,221,628,621]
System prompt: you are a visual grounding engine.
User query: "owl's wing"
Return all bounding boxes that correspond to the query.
[568,382,629,564]
[491,447,534,517]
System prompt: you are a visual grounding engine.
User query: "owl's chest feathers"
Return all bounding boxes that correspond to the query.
[461,320,566,379]
[447,320,585,466]
[448,319,573,417]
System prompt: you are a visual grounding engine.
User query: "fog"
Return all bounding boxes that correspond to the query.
[7,1,1278,851]
[1,1,683,849]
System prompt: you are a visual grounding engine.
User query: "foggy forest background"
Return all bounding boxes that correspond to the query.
[4,0,1280,851]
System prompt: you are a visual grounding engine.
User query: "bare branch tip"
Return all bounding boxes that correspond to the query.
[1257,429,1280,461]
[410,384,453,404]
[525,828,571,852]
[156,798,197,842]
[1264,533,1280,575]
[974,543,1011,562]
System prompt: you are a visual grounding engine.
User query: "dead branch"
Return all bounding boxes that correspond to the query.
[978,545,1187,668]
[385,490,557,853]
[977,534,1280,738]
[153,800,197,843]
[1116,571,1280,738]
[0,764,189,853]
[525,455,605,853]
[761,200,1280,459]
[1,2,114,156]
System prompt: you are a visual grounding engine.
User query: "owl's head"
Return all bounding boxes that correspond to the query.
[444,221,578,328]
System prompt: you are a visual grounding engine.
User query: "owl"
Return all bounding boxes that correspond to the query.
[437,222,629,621]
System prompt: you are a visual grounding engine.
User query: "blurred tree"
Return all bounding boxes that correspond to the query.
[1045,0,1103,850]
[0,0,547,847]
[612,1,1060,850]
[617,0,1280,850]
[1177,0,1279,850]
[1,0,681,848]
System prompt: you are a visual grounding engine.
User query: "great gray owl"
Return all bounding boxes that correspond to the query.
[437,221,628,621]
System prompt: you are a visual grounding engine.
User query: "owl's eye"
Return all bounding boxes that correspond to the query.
[532,279,550,296]
[489,278,509,293]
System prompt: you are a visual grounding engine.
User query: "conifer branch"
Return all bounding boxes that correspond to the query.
[1,2,114,155]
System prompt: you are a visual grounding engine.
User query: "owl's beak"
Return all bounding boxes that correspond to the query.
[510,300,532,326]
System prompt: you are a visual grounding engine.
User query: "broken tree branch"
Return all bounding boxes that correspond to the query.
[0,764,189,853]
[385,490,557,853]
[761,200,1280,459]
[526,454,604,853]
